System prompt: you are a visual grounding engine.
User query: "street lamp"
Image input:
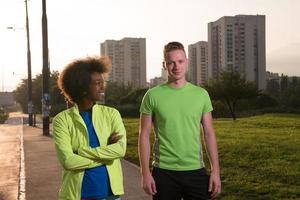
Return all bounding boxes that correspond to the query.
[42,0,50,136]
[7,0,33,126]
[25,0,33,126]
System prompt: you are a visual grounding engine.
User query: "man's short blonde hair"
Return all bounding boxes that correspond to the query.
[163,41,186,61]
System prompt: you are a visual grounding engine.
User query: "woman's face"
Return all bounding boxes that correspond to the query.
[86,72,106,102]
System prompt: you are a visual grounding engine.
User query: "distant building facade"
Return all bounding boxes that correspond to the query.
[266,71,279,81]
[101,38,147,88]
[0,92,15,107]
[150,68,168,87]
[150,77,165,87]
[208,15,266,89]
[188,41,208,86]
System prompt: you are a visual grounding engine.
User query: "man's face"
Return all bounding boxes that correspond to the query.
[164,49,188,81]
[86,72,106,102]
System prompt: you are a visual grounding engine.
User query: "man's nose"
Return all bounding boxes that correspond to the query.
[173,62,179,69]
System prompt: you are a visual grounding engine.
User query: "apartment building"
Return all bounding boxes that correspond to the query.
[101,38,147,88]
[208,15,266,89]
[188,41,208,86]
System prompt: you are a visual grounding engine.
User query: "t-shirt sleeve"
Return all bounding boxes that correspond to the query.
[203,89,213,113]
[139,90,154,115]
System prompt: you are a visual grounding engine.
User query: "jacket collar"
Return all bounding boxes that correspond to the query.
[67,104,100,126]
[68,104,89,127]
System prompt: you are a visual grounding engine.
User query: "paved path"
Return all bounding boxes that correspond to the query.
[0,113,23,200]
[122,158,151,200]
[23,126,61,200]
[23,125,150,200]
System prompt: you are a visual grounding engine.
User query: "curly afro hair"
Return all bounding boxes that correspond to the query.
[57,56,111,104]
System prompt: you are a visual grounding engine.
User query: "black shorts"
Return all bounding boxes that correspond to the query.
[152,167,211,200]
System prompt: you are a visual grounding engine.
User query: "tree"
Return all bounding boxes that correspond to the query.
[120,88,148,105]
[104,82,134,105]
[266,79,280,96]
[14,78,28,113]
[206,70,259,120]
[286,77,300,108]
[256,92,278,108]
[50,71,68,116]
[14,71,66,116]
[104,82,149,117]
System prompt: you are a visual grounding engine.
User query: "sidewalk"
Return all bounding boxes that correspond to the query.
[0,114,23,200]
[23,125,151,200]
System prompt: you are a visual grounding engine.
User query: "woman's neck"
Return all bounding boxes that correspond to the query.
[77,99,94,112]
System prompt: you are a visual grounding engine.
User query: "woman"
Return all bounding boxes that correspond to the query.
[53,56,126,200]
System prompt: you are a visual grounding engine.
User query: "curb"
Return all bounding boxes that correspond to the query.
[18,117,26,200]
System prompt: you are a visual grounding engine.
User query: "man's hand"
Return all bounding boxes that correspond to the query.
[142,172,157,195]
[209,171,221,199]
[108,132,122,145]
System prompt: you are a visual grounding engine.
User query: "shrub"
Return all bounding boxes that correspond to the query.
[256,92,278,108]
[0,107,9,124]
[211,100,231,118]
[109,104,140,118]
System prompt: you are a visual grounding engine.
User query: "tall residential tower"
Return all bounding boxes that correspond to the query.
[208,15,266,89]
[188,41,208,86]
[101,38,147,88]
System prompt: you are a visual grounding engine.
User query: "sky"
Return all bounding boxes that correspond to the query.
[0,0,300,91]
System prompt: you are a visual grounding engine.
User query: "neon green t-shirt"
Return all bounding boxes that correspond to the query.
[140,82,213,171]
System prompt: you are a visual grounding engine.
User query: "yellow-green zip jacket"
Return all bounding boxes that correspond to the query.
[53,104,126,200]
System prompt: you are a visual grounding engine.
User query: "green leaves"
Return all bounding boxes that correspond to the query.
[206,70,259,120]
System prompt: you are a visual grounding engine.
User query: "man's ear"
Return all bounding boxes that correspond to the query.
[162,61,167,70]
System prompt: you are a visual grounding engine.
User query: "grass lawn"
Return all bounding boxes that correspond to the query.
[123,113,300,199]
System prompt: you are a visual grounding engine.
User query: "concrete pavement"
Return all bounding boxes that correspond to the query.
[0,112,151,200]
[0,112,24,200]
[23,126,61,200]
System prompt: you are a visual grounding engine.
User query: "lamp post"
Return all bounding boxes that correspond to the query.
[6,1,33,126]
[42,0,50,136]
[25,0,33,126]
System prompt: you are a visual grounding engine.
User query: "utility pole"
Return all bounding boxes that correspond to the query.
[42,0,50,136]
[25,0,33,126]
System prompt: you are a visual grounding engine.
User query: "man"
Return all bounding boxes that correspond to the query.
[139,42,221,199]
[53,56,126,200]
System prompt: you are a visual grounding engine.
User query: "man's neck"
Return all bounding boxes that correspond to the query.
[167,78,187,88]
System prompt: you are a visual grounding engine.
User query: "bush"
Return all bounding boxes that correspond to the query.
[211,100,231,118]
[256,92,278,108]
[0,107,9,124]
[260,106,300,114]
[109,104,140,118]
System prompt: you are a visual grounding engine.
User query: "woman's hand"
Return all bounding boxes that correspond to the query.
[108,132,123,144]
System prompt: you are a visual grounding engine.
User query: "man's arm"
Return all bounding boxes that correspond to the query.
[202,112,221,199]
[138,113,157,195]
